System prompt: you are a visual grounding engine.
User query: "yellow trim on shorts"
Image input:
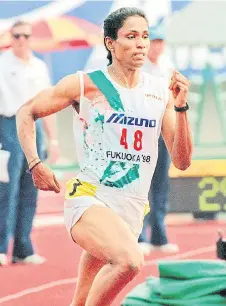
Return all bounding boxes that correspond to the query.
[169,159,226,178]
[65,179,151,220]
[65,178,97,199]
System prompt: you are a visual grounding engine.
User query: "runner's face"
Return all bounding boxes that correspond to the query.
[107,15,149,68]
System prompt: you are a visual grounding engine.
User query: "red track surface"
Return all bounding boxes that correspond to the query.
[0,192,225,306]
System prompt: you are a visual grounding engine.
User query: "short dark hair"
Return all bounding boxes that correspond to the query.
[11,20,31,32]
[103,7,148,65]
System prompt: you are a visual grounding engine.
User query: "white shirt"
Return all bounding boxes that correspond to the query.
[75,69,169,198]
[0,49,51,117]
[142,53,174,81]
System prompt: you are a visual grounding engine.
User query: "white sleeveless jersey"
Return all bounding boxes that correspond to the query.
[73,69,169,198]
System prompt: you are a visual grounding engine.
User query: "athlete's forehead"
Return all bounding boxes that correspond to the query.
[117,15,149,36]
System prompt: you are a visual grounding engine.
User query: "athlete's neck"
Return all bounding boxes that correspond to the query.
[108,63,140,89]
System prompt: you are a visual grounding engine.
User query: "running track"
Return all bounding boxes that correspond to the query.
[0,191,225,306]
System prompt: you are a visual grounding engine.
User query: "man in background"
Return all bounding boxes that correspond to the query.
[139,24,179,255]
[0,21,59,266]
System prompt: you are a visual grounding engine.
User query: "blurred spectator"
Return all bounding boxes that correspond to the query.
[0,21,59,266]
[138,24,179,255]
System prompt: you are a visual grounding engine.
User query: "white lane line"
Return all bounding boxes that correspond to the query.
[0,245,215,304]
[34,215,64,228]
[0,278,77,304]
[144,245,216,266]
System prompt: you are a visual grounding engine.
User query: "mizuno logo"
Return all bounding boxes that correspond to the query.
[106,113,156,128]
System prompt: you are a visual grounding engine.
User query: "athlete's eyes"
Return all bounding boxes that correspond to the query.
[127,34,135,39]
[127,34,149,39]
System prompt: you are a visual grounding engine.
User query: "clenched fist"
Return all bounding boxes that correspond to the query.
[169,70,191,107]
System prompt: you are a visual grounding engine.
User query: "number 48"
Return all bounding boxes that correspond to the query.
[120,128,143,151]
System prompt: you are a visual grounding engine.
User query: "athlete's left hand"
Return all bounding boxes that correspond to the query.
[169,70,191,107]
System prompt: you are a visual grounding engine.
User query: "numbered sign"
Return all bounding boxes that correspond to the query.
[169,177,226,213]
[198,177,226,211]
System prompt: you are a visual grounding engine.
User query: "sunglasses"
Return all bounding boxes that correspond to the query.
[12,33,31,39]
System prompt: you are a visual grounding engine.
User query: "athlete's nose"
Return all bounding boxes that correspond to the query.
[136,37,146,49]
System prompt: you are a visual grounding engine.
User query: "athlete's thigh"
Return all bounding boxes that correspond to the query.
[71,205,142,263]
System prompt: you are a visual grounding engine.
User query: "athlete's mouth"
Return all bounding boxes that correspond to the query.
[133,53,145,57]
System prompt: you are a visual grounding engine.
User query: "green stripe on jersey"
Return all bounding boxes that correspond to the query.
[88,70,140,188]
[88,70,125,112]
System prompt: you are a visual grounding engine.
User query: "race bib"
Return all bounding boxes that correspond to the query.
[103,111,155,164]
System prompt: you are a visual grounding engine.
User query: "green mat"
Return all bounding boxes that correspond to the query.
[121,260,226,306]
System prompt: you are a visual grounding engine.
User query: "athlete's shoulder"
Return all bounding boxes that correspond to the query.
[82,68,109,88]
[84,68,105,74]
[80,68,105,82]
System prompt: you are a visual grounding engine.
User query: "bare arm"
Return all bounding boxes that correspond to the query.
[40,62,59,143]
[42,114,61,164]
[16,73,80,165]
[161,72,193,170]
[42,115,58,143]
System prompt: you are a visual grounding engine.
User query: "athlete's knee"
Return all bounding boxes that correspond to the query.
[114,248,144,279]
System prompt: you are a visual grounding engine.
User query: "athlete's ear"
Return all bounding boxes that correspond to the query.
[105,36,114,52]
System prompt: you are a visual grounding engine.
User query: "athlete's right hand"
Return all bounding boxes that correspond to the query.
[31,162,61,193]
